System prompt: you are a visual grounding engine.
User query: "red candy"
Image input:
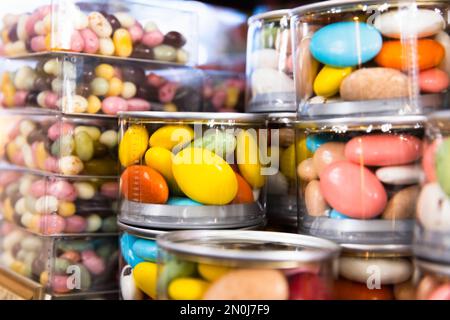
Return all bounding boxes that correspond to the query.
[419,68,450,93]
[289,273,331,300]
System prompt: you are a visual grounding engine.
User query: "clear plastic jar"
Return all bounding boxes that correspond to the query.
[291,0,450,117]
[0,221,118,296]
[415,260,450,300]
[246,10,295,112]
[0,110,119,177]
[415,111,450,264]
[296,115,425,245]
[202,70,245,113]
[0,54,204,116]
[0,168,118,235]
[0,0,197,65]
[154,230,339,300]
[335,246,414,300]
[118,112,268,229]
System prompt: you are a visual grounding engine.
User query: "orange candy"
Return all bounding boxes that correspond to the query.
[375,39,445,71]
[232,173,254,204]
[121,165,169,204]
[334,279,394,300]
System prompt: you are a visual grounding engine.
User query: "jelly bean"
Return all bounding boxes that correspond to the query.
[86,214,102,232]
[88,12,113,38]
[74,131,94,161]
[39,215,66,235]
[75,126,101,141]
[86,95,102,114]
[121,165,169,204]
[99,130,118,149]
[99,37,115,56]
[144,147,180,192]
[163,31,186,48]
[382,185,420,220]
[14,66,36,90]
[345,134,422,167]
[204,269,289,300]
[48,181,77,201]
[113,28,132,57]
[47,122,74,141]
[107,77,123,96]
[121,266,144,300]
[436,138,450,196]
[35,195,58,215]
[169,278,209,300]
[120,233,144,268]
[61,95,88,113]
[158,81,178,103]
[100,182,119,199]
[101,96,128,115]
[59,156,84,175]
[119,125,148,167]
[305,180,329,217]
[167,197,201,206]
[51,275,71,293]
[132,239,157,262]
[81,250,105,275]
[142,30,164,48]
[30,35,46,52]
[133,262,158,299]
[314,66,352,98]
[126,98,150,111]
[310,22,382,67]
[131,44,153,59]
[236,130,265,188]
[375,40,445,71]
[128,23,144,43]
[14,90,28,106]
[64,216,87,233]
[73,182,96,200]
[153,44,177,62]
[58,201,76,217]
[320,161,387,219]
[121,81,137,99]
[198,264,230,282]
[419,68,449,93]
[70,30,84,52]
[289,273,330,300]
[30,179,47,198]
[90,77,109,96]
[147,73,167,87]
[102,12,121,33]
[192,130,236,159]
[173,147,237,205]
[80,28,99,54]
[232,173,254,204]
[51,135,74,157]
[149,125,194,151]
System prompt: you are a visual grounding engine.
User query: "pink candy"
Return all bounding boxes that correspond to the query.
[51,275,71,294]
[428,284,450,300]
[141,30,164,48]
[14,90,28,106]
[422,139,441,183]
[128,22,144,43]
[70,30,85,52]
[0,172,21,187]
[30,179,48,198]
[44,156,59,173]
[80,28,99,54]
[47,122,74,141]
[64,216,87,234]
[100,182,119,199]
[127,98,151,111]
[39,214,66,235]
[212,89,226,109]
[419,68,450,93]
[101,96,128,115]
[44,91,58,109]
[81,250,106,275]
[48,180,78,201]
[158,81,178,103]
[147,73,167,87]
[30,36,46,52]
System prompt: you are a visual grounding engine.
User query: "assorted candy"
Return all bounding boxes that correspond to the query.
[297,119,424,244]
[118,113,267,229]
[0,222,118,294]
[0,171,118,235]
[0,4,192,64]
[293,5,450,110]
[202,71,245,112]
[415,261,450,300]
[246,10,295,112]
[119,230,339,300]
[0,114,119,176]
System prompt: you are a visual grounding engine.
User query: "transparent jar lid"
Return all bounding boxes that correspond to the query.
[247,9,291,25]
[341,244,412,257]
[157,230,340,268]
[416,259,450,277]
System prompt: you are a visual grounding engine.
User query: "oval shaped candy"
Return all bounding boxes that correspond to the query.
[149,125,194,151]
[169,278,209,300]
[133,262,158,299]
[119,125,149,167]
[314,65,353,98]
[132,239,157,262]
[436,138,450,196]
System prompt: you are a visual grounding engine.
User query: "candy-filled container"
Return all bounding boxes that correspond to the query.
[0,54,203,115]
[335,246,415,300]
[0,222,118,296]
[0,0,197,65]
[266,113,302,232]
[291,0,450,117]
[415,260,450,300]
[246,10,295,112]
[154,230,339,300]
[0,110,119,176]
[415,111,450,264]
[296,115,425,245]
[0,169,118,235]
[118,112,268,229]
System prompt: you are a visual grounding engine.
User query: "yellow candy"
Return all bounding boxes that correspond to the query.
[172,147,237,205]
[198,264,230,282]
[225,87,240,109]
[145,147,182,194]
[313,65,353,98]
[163,103,177,112]
[34,142,48,170]
[95,64,115,80]
[87,95,102,114]
[119,125,149,167]
[45,34,51,50]
[236,130,265,188]
[1,73,15,107]
[2,198,14,222]
[133,262,158,299]
[113,28,133,57]
[40,271,49,286]
[58,201,76,217]
[149,125,194,151]
[10,260,27,276]
[168,278,209,300]
[107,77,123,97]
[280,138,312,180]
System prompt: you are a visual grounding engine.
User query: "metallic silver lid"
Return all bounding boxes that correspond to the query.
[416,259,450,277]
[248,9,291,25]
[295,115,426,129]
[118,111,266,123]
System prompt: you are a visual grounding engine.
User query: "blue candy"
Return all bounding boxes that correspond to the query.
[310,22,382,67]
[306,134,334,152]
[167,197,202,206]
[120,233,144,268]
[132,239,158,262]
[329,209,350,220]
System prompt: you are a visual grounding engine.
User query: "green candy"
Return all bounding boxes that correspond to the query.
[51,135,74,157]
[54,257,71,274]
[437,138,450,196]
[192,130,236,159]
[74,131,94,161]
[157,259,196,295]
[83,158,119,176]
[261,25,279,49]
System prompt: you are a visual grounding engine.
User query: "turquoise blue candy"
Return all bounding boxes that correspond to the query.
[330,209,349,219]
[306,134,335,152]
[310,22,382,67]
[132,239,158,262]
[120,233,144,268]
[167,197,202,206]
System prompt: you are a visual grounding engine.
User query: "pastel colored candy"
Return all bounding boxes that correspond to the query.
[120,265,144,300]
[314,65,353,98]
[168,278,209,300]
[306,134,336,152]
[191,130,236,159]
[70,30,84,52]
[101,96,128,115]
[126,98,151,111]
[374,9,445,39]
[320,161,387,219]
[64,216,87,233]
[329,209,349,219]
[422,140,441,183]
[132,239,158,262]
[142,30,164,48]
[167,197,201,206]
[419,68,449,93]
[236,130,265,188]
[417,183,450,231]
[198,264,230,282]
[436,138,450,196]
[120,233,144,268]
[310,22,382,67]
[119,125,149,167]
[158,260,196,290]
[312,142,346,176]
[305,180,329,217]
[80,28,99,54]
[375,165,423,185]
[39,215,66,235]
[81,250,105,275]
[345,134,422,166]
[436,31,450,77]
[339,257,413,285]
[133,262,158,299]
[48,181,77,201]
[375,39,445,71]
[382,185,420,220]
[251,68,295,95]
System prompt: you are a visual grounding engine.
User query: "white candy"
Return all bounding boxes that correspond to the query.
[3,230,24,251]
[436,31,450,77]
[339,257,413,285]
[74,10,89,30]
[17,14,30,41]
[21,236,43,251]
[88,12,113,38]
[73,182,96,200]
[35,195,59,214]
[21,144,35,169]
[417,183,450,232]
[267,171,289,195]
[374,9,445,39]
[14,197,28,215]
[251,68,295,95]
[86,214,102,232]
[19,119,36,137]
[121,81,137,99]
[114,12,136,29]
[14,66,36,91]
[120,265,144,300]
[20,212,35,228]
[144,21,158,33]
[251,49,279,70]
[99,37,115,56]
[375,164,423,185]
[58,156,84,175]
